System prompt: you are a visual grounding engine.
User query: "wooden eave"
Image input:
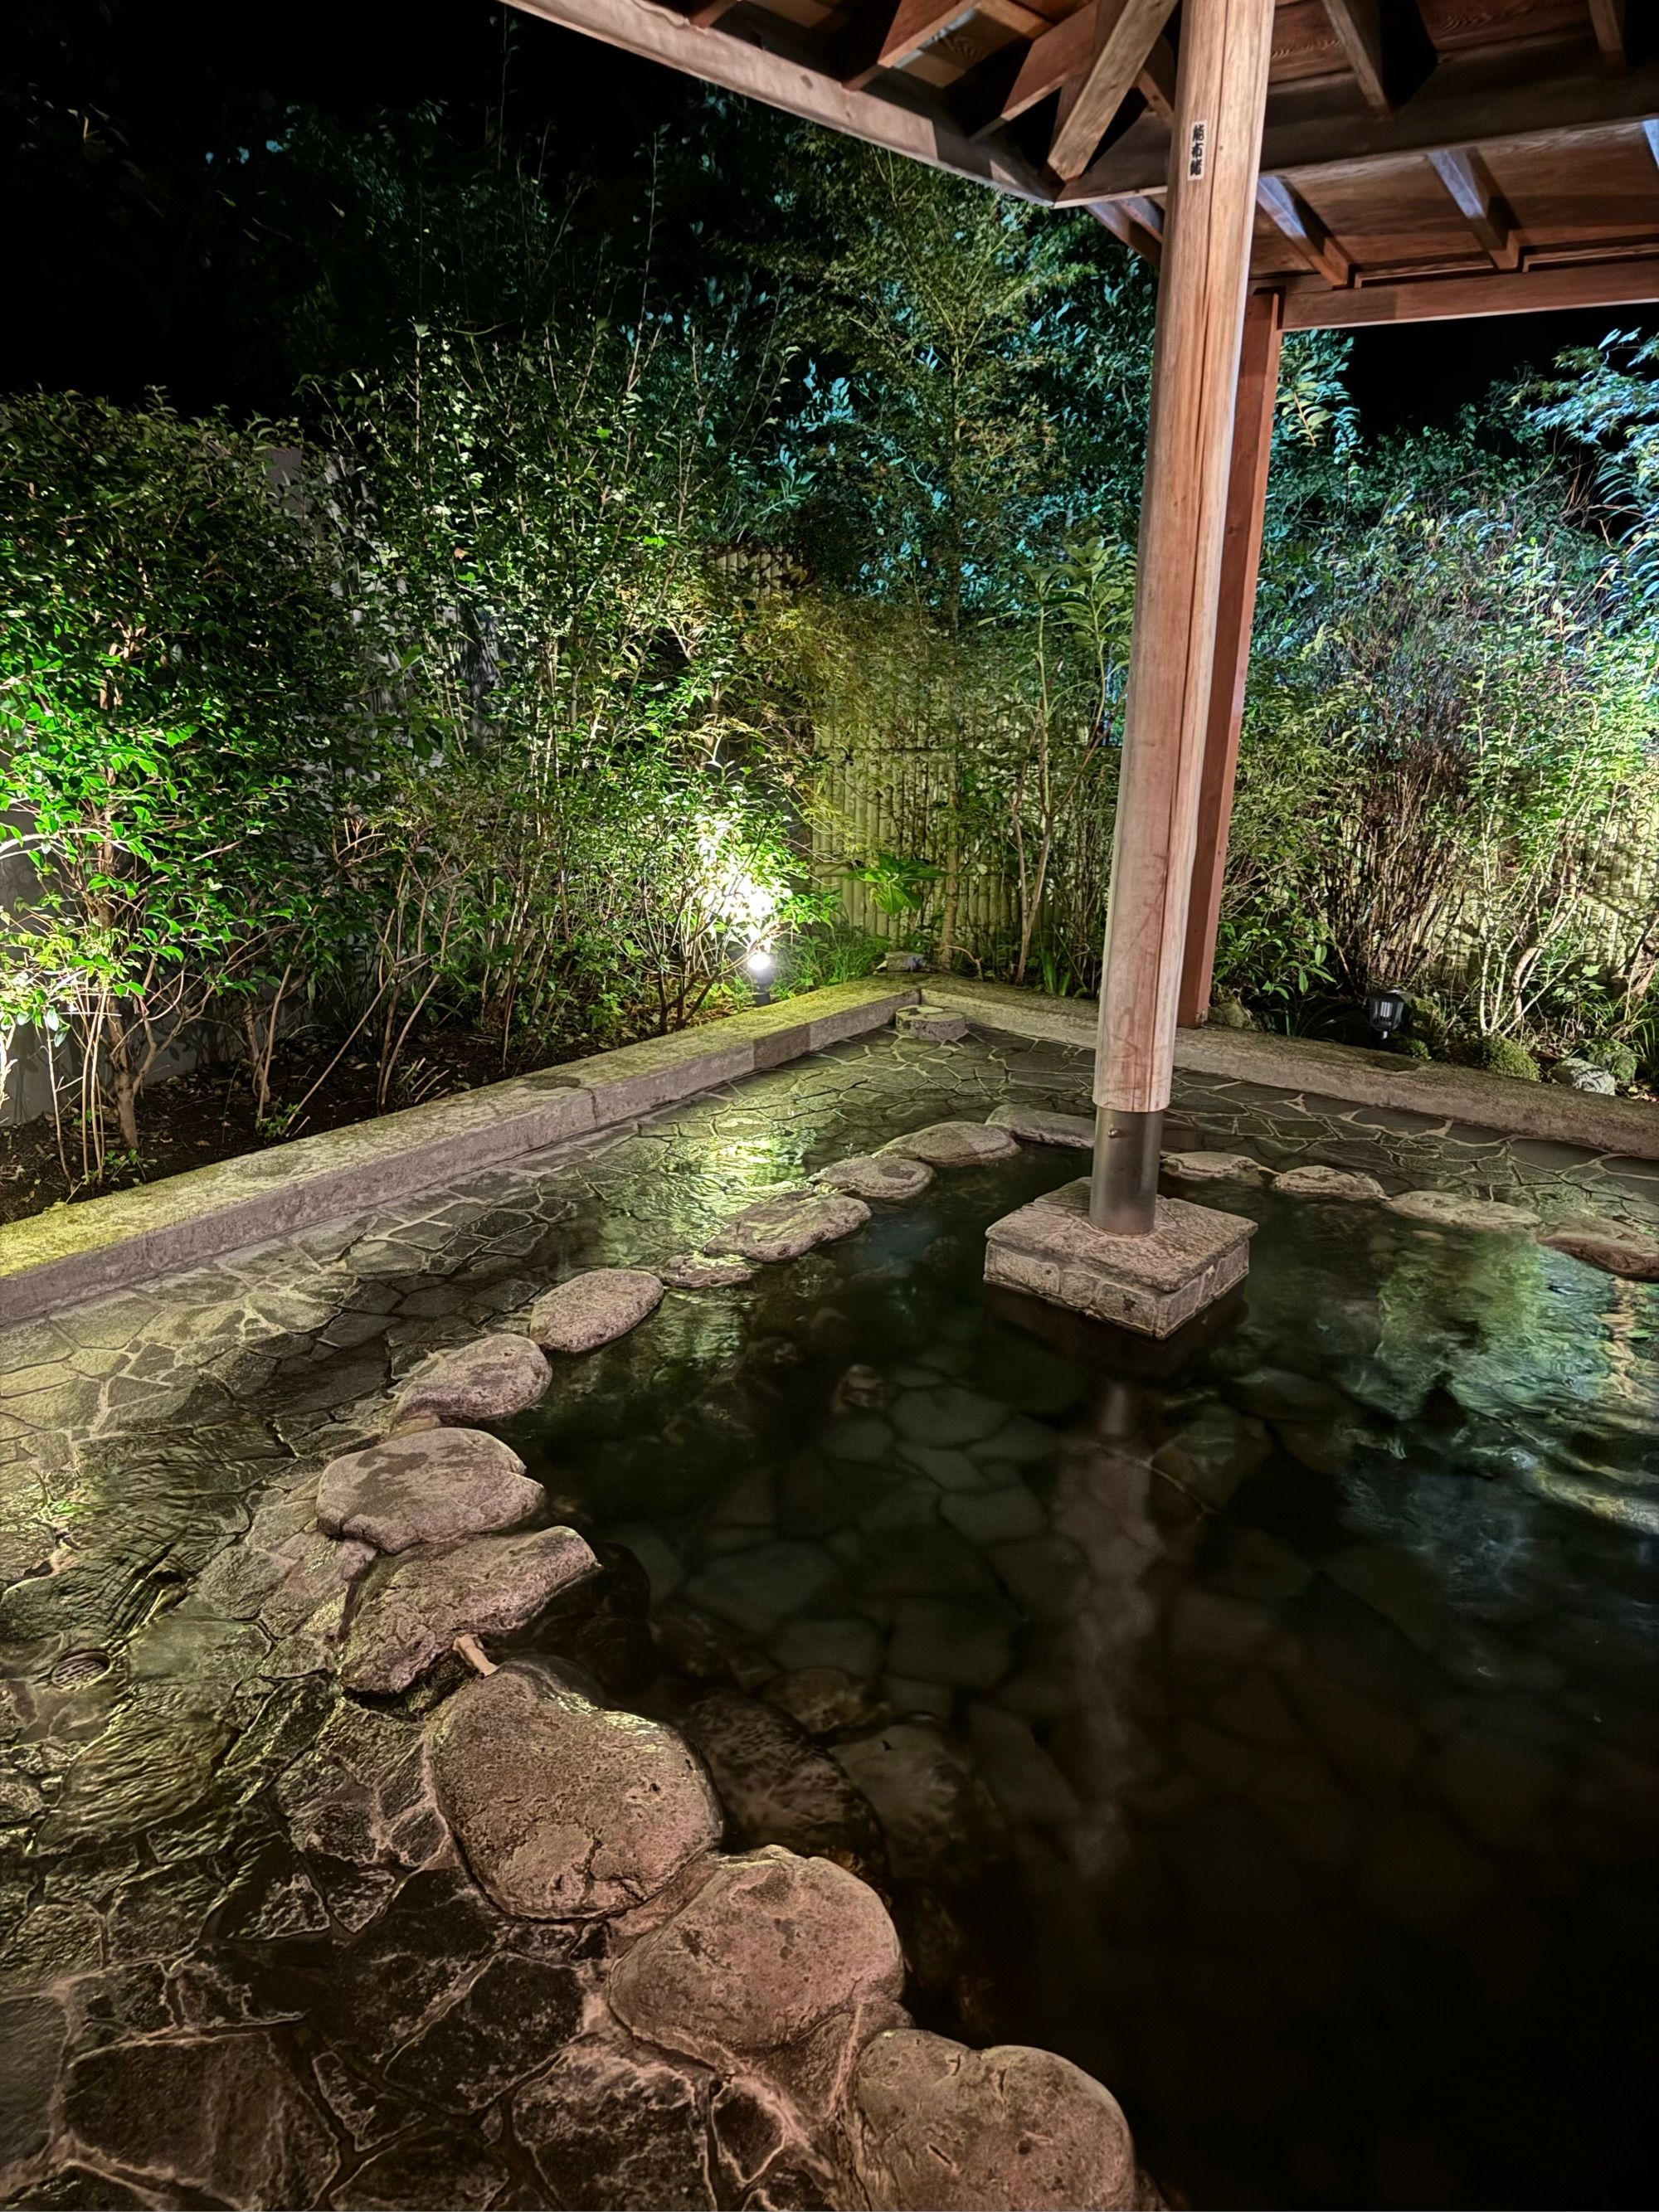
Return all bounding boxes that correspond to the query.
[507,0,1659,325]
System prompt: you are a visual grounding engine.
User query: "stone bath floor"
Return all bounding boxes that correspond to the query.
[1,1024,1657,2210]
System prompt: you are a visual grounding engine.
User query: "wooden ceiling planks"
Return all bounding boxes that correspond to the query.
[506,0,1659,325]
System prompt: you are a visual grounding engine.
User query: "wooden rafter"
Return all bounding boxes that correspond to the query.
[1090,192,1165,260]
[868,0,973,80]
[1136,34,1176,124]
[1279,250,1659,328]
[1255,173,1353,286]
[1321,0,1391,117]
[1046,0,1180,181]
[1056,52,1659,200]
[1587,0,1627,70]
[1428,145,1521,270]
[991,4,1096,126]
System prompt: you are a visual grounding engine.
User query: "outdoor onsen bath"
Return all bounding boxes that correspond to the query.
[6,0,1659,2205]
[1,995,1657,2210]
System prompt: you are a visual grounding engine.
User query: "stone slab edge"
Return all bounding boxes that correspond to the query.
[924,977,1659,1164]
[0,981,919,1324]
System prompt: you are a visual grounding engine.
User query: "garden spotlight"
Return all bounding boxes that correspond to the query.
[1366,987,1408,1041]
[746,945,776,1006]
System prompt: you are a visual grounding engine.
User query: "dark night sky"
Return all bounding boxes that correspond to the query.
[6,0,1653,430]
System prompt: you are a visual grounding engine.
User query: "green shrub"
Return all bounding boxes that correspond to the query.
[1402,1036,1432,1061]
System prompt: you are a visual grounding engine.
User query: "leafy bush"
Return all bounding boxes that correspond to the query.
[0,394,361,1167]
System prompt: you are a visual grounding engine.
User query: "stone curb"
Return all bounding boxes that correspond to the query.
[0,981,918,1325]
[924,976,1659,1162]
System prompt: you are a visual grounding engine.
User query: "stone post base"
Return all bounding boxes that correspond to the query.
[984,1178,1256,1339]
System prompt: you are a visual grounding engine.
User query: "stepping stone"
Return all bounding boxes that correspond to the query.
[395,1334,552,1425]
[878,1121,1018,1168]
[988,1102,1095,1150]
[1539,1214,1659,1281]
[528,1268,664,1354]
[428,1664,720,1917]
[659,1252,758,1290]
[1160,1150,1268,1185]
[608,1846,905,2120]
[848,2030,1139,2212]
[893,1004,969,1043]
[1386,1189,1541,1233]
[1271,1164,1386,1203]
[815,1154,933,1202]
[340,1526,597,1692]
[317,1427,544,1553]
[708,1189,870,1263]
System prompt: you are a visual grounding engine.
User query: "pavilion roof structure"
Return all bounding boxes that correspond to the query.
[508,0,1659,328]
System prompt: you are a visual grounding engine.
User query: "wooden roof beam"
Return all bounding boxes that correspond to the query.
[1587,0,1627,71]
[1055,51,1659,200]
[1136,34,1176,123]
[505,0,1053,200]
[1321,0,1390,116]
[1280,250,1659,328]
[1047,0,1181,181]
[1428,145,1521,270]
[1321,0,1437,119]
[1090,192,1165,261]
[1255,173,1354,286]
[966,12,1174,139]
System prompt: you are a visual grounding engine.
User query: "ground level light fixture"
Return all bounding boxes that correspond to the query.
[745,944,776,1006]
[1366,986,1408,1040]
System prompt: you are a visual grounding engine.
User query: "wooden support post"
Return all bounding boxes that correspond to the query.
[1091,0,1276,1232]
[1177,284,1283,1028]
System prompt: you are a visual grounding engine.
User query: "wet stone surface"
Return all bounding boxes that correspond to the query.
[2,1023,1657,2209]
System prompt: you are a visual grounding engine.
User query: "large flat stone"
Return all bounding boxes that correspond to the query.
[607,1847,906,2118]
[987,1103,1095,1151]
[893,1005,969,1043]
[1386,1189,1540,1232]
[815,1154,934,1202]
[527,1268,664,1354]
[1271,1164,1385,1203]
[317,1427,543,1552]
[847,2030,1140,2211]
[1539,1213,1659,1280]
[428,1665,721,1918]
[878,1121,1019,1168]
[985,1180,1254,1339]
[708,1189,870,1263]
[394,1334,552,1423]
[340,1526,599,1692]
